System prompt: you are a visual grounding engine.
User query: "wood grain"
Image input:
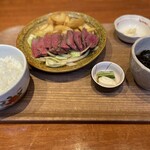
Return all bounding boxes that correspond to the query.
[0,24,150,122]
[0,123,150,150]
[0,0,150,149]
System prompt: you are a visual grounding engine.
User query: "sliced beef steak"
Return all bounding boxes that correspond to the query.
[49,33,62,54]
[85,33,99,48]
[31,28,99,58]
[31,38,41,58]
[73,31,83,51]
[66,30,77,50]
[51,33,62,50]
[60,34,70,51]
[36,38,48,56]
[43,34,52,50]
[31,38,48,58]
[81,28,89,49]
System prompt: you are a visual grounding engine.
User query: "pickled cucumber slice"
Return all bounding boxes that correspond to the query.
[96,71,115,79]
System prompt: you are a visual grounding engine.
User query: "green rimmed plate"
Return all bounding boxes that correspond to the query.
[16,11,106,73]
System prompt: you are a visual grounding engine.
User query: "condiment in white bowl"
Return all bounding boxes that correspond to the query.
[114,15,150,43]
[91,61,125,91]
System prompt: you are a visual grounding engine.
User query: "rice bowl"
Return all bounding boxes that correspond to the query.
[0,44,30,110]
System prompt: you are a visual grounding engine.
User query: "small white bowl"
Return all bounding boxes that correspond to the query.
[91,61,125,91]
[0,44,30,110]
[114,14,150,43]
[130,36,150,90]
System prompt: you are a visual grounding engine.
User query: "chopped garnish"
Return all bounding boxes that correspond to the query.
[96,71,115,79]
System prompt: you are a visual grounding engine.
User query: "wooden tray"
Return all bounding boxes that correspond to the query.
[0,24,150,122]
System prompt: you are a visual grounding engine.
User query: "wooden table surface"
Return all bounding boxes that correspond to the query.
[0,0,150,149]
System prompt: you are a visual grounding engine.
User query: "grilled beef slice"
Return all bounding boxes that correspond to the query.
[60,34,70,51]
[73,31,83,51]
[31,38,41,58]
[66,30,77,50]
[37,38,48,56]
[49,33,62,54]
[43,34,52,50]
[32,38,48,58]
[85,33,99,48]
[81,28,89,49]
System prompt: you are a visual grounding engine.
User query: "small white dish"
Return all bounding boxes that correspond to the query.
[114,14,150,43]
[91,61,125,91]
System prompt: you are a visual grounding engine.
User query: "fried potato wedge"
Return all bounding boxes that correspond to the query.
[33,12,96,38]
[47,17,54,25]
[79,23,96,32]
[51,12,67,25]
[34,23,54,36]
[54,25,72,33]
[65,17,84,28]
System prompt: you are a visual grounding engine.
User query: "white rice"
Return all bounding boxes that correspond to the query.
[0,56,23,95]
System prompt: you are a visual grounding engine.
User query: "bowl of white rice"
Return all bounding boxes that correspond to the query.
[0,44,30,110]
